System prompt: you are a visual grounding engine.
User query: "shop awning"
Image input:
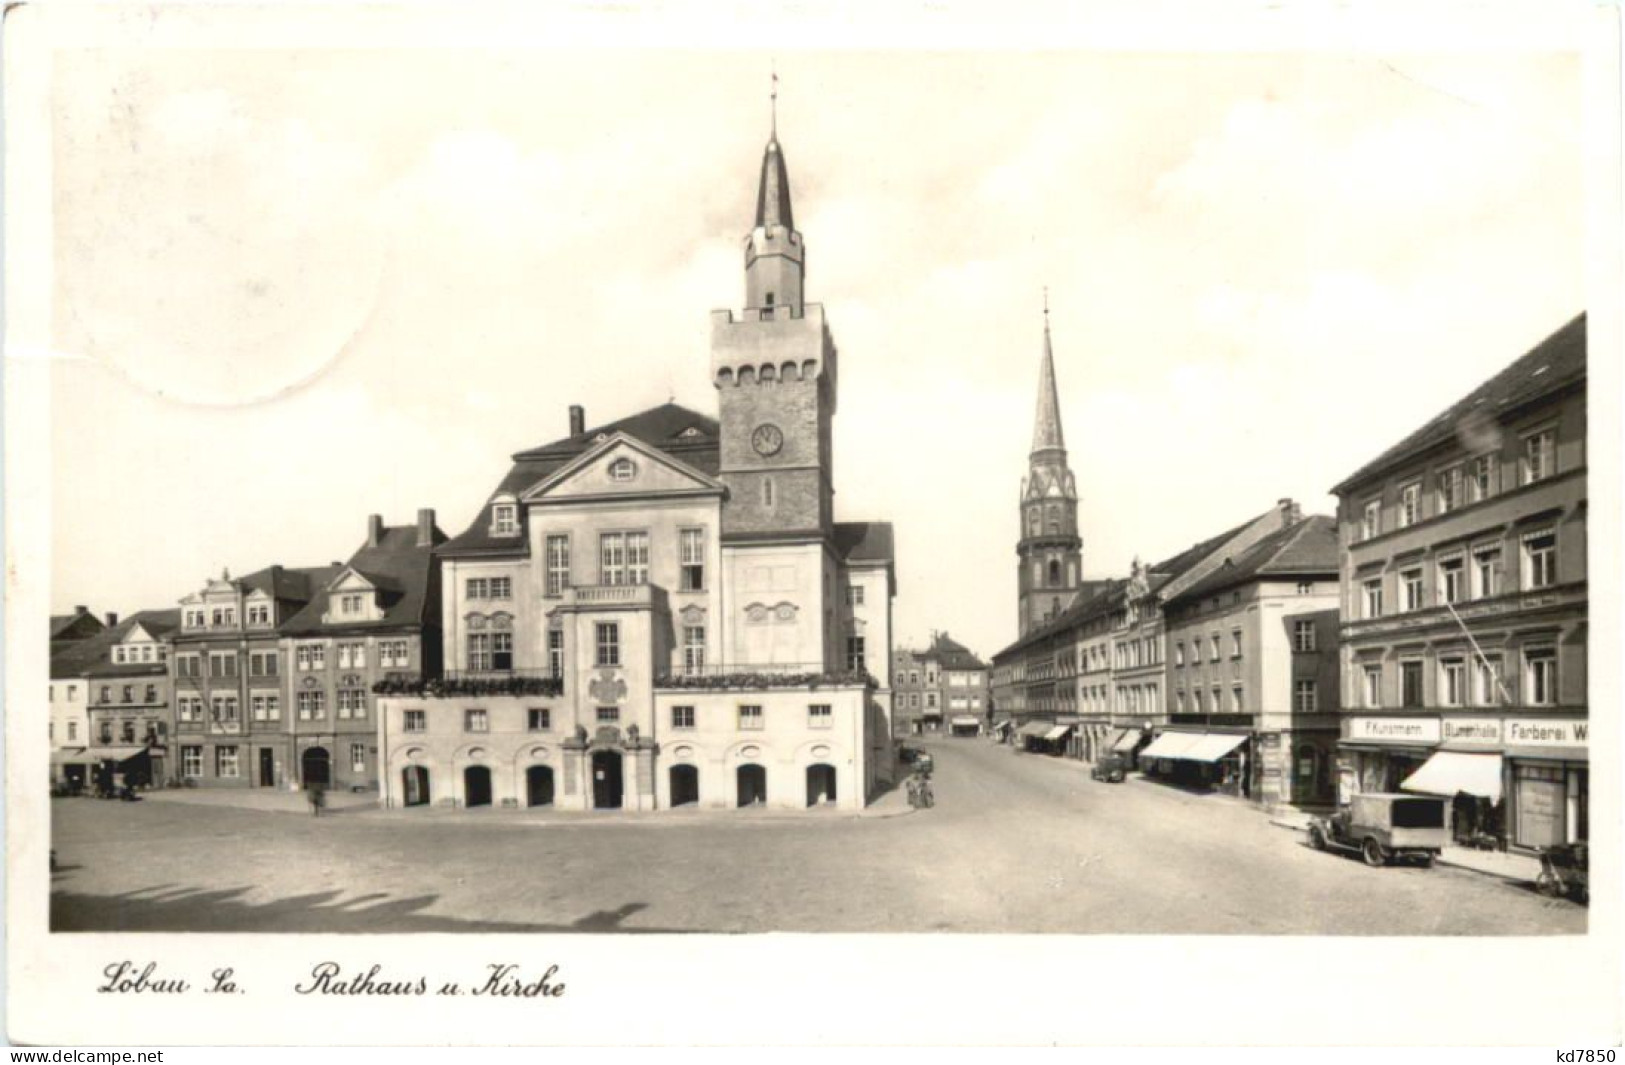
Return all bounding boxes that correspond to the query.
[1112,729,1143,753]
[1183,733,1249,763]
[1401,751,1504,802]
[992,720,1013,733]
[951,715,980,727]
[86,745,149,761]
[50,747,89,766]
[1141,731,1203,759]
[1044,725,1073,741]
[1017,721,1051,739]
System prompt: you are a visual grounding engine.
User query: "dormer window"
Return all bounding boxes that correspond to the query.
[492,503,518,536]
[608,457,637,482]
[340,593,365,615]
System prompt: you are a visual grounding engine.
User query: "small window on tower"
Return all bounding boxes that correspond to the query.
[765,292,775,306]
[1048,560,1061,587]
[763,478,774,507]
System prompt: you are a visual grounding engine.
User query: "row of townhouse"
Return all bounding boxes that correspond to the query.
[990,313,1588,851]
[50,509,444,792]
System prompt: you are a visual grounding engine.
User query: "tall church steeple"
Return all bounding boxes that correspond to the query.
[1017,296,1083,636]
[744,84,805,316]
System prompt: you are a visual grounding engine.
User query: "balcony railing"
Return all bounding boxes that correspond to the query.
[655,662,873,691]
[565,583,655,608]
[372,670,564,698]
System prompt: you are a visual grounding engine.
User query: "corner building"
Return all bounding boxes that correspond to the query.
[1331,315,1587,852]
[378,123,895,812]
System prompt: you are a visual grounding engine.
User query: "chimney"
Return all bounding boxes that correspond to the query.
[569,405,585,437]
[105,612,119,628]
[416,508,436,548]
[1279,498,1301,525]
[367,514,384,547]
[74,605,88,616]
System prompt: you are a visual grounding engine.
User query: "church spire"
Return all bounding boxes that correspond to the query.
[754,127,794,231]
[744,73,804,314]
[1031,294,1066,456]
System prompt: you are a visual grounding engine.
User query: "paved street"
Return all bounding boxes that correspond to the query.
[50,737,1584,934]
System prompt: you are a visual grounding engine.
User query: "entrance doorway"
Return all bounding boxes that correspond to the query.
[301,746,331,788]
[402,765,430,807]
[806,763,837,806]
[463,765,492,808]
[669,764,699,807]
[736,764,767,807]
[526,765,555,807]
[259,748,276,787]
[591,750,623,810]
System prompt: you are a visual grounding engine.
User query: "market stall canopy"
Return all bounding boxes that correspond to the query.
[1183,733,1249,763]
[951,715,981,727]
[1112,729,1143,753]
[1044,725,1073,742]
[1401,750,1504,803]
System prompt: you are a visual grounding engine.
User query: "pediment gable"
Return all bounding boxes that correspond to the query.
[327,568,377,593]
[522,433,724,503]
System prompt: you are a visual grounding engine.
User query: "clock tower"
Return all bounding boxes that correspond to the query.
[1017,303,1084,635]
[710,123,837,539]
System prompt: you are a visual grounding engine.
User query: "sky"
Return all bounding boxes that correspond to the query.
[46,47,1584,661]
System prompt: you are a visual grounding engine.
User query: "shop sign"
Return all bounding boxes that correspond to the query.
[1346,717,1439,744]
[1505,718,1588,749]
[1440,717,1502,746]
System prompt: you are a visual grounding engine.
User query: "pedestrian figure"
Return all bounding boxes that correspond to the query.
[906,777,920,809]
[308,783,327,817]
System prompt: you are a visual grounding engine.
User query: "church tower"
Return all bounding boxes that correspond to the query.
[1017,302,1083,635]
[711,102,842,668]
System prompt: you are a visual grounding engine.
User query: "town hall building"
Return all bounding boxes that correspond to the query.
[376,119,896,812]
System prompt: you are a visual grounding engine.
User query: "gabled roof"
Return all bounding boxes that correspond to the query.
[236,564,339,604]
[1165,516,1338,608]
[920,631,988,671]
[1146,516,1259,590]
[281,525,444,637]
[50,611,105,641]
[441,403,721,558]
[1332,314,1586,495]
[833,522,894,565]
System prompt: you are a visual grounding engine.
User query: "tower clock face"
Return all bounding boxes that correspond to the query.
[751,423,784,457]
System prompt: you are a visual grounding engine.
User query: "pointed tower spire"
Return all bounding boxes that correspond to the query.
[1031,293,1066,456]
[743,72,804,313]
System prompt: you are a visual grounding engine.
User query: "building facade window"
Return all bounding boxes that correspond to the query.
[1401,660,1423,708]
[492,503,518,535]
[846,635,866,673]
[1231,686,1244,713]
[1470,453,1498,503]
[1402,569,1424,612]
[545,535,570,597]
[1174,643,1185,666]
[1294,679,1317,714]
[337,689,367,719]
[297,691,326,720]
[1208,636,1221,662]
[1439,556,1465,605]
[548,629,565,678]
[738,704,764,730]
[215,746,239,778]
[528,708,551,731]
[1523,428,1555,484]
[671,706,695,730]
[464,708,489,732]
[596,623,620,667]
[1230,631,1242,658]
[210,651,239,677]
[1476,655,1505,706]
[1364,579,1383,619]
[351,744,367,773]
[379,641,410,668]
[679,529,705,591]
[338,643,367,669]
[182,746,203,777]
[1523,530,1557,589]
[683,626,706,676]
[1473,546,1502,599]
[809,704,832,729]
[1362,665,1382,709]
[1438,466,1464,514]
[296,645,324,671]
[598,531,650,586]
[1439,658,1467,708]
[846,585,865,607]
[1362,499,1381,541]
[340,593,364,615]
[1525,647,1557,705]
[467,633,491,671]
[596,706,619,724]
[1293,620,1316,653]
[1398,482,1421,528]
[492,632,513,671]
[403,709,426,732]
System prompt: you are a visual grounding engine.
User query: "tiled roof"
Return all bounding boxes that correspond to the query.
[922,631,988,671]
[281,525,444,637]
[82,610,181,678]
[1332,314,1586,494]
[1147,516,1258,586]
[833,522,894,564]
[237,564,341,604]
[50,624,123,680]
[991,579,1124,661]
[1165,516,1338,607]
[50,612,105,641]
[441,403,720,558]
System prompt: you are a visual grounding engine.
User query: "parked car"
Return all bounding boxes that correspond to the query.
[1090,752,1129,784]
[1536,842,1588,904]
[897,746,919,765]
[1308,793,1449,868]
[912,752,934,777]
